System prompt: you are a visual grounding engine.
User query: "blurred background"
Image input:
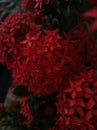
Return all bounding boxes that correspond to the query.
[0,0,21,21]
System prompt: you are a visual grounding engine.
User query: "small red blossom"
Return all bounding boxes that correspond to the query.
[64,79,83,99]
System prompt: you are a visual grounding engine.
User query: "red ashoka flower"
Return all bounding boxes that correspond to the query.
[56,69,97,129]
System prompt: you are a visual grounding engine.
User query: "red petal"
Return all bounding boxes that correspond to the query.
[85,88,93,95]
[84,8,97,18]
[72,90,77,99]
[77,99,85,107]
[69,99,76,107]
[86,111,92,120]
[64,88,73,93]
[93,81,97,86]
[68,108,75,115]
[90,20,97,31]
[76,107,84,116]
[87,98,95,110]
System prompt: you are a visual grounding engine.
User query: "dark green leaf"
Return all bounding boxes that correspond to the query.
[13,85,29,97]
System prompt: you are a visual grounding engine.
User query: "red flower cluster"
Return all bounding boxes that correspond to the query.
[0,11,41,82]
[0,13,96,96]
[56,69,97,130]
[1,0,97,129]
[0,11,97,96]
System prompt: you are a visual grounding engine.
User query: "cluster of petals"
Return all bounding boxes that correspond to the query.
[56,69,97,130]
[1,3,97,128]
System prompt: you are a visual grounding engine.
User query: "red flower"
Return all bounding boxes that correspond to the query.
[64,79,83,99]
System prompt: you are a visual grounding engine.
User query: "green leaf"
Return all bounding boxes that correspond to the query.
[13,85,29,97]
